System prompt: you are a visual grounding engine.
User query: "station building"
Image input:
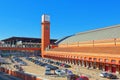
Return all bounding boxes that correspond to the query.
[41,14,120,74]
[1,37,56,48]
[0,37,57,56]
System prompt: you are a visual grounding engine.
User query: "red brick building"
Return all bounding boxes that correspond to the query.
[41,14,120,74]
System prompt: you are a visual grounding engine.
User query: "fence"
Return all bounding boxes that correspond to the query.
[0,67,41,80]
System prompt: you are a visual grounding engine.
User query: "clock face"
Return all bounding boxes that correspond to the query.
[45,26,49,30]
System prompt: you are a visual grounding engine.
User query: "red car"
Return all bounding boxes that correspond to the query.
[76,76,89,80]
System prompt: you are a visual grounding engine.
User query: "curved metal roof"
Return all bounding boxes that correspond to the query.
[58,24,120,44]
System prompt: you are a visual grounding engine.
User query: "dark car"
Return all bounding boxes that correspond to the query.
[45,67,52,75]
[106,73,117,79]
[46,65,59,70]
[67,74,79,80]
[34,60,39,64]
[40,63,48,67]
[49,61,54,64]
[55,62,62,66]
[64,64,71,68]
[14,65,20,69]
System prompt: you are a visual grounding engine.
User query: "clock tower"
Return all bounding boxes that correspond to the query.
[41,14,50,57]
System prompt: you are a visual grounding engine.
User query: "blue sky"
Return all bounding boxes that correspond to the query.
[0,0,120,40]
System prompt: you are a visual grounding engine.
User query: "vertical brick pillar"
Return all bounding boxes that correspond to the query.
[96,62,99,69]
[116,65,119,74]
[102,63,105,71]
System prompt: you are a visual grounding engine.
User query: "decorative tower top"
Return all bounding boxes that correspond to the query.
[42,14,50,22]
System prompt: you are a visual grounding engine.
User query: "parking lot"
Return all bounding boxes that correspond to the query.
[21,57,68,80]
[20,57,120,80]
[1,57,120,80]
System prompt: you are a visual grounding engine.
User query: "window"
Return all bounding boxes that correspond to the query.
[105,59,109,62]
[111,60,116,63]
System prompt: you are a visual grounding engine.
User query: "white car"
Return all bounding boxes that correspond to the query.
[55,69,66,76]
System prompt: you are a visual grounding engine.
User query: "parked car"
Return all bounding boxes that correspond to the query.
[67,70,73,75]
[64,64,71,68]
[40,63,48,67]
[61,69,68,74]
[49,61,54,64]
[55,69,66,76]
[45,64,58,70]
[67,74,79,80]
[106,73,117,79]
[14,65,20,69]
[34,60,39,64]
[55,62,61,66]
[100,72,109,78]
[45,67,51,75]
[76,76,89,80]
[18,61,27,66]
[100,72,117,79]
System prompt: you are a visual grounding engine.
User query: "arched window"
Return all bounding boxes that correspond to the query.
[99,58,102,62]
[93,58,97,61]
[105,59,109,62]
[111,60,116,63]
[89,58,92,61]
